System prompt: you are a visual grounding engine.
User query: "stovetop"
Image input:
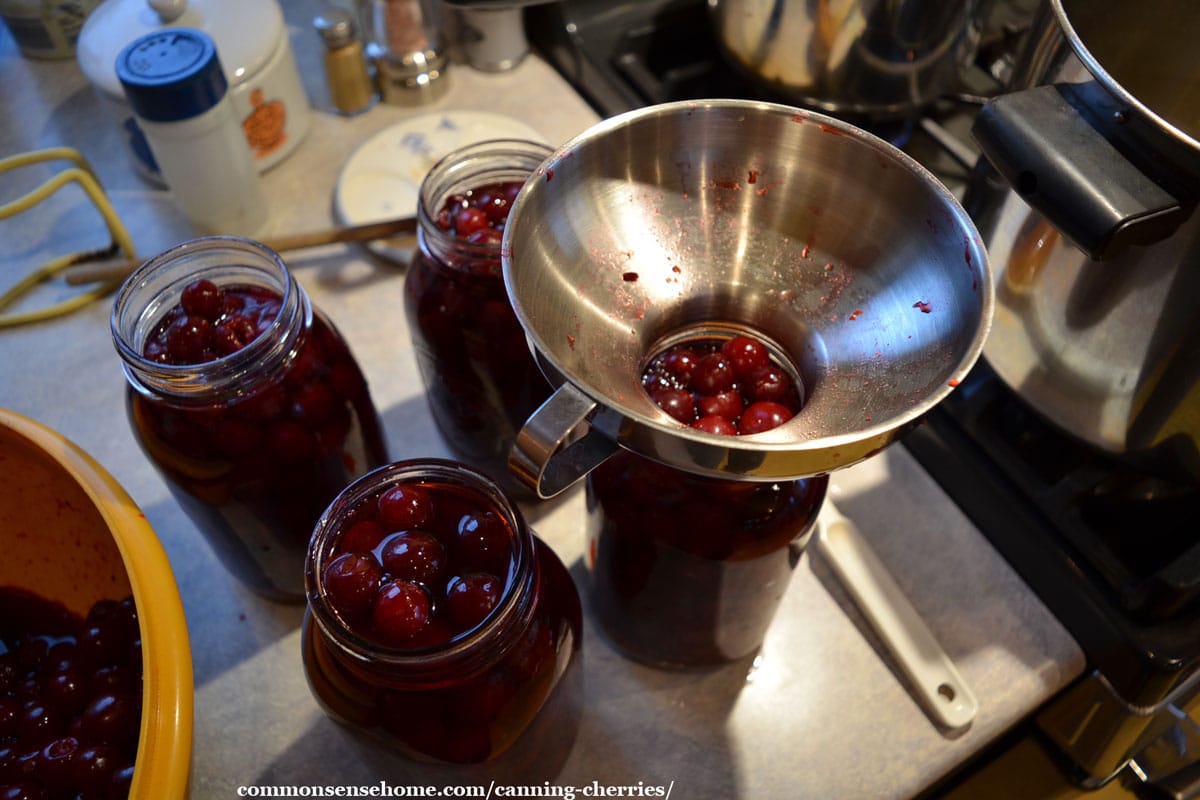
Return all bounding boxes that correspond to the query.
[525,0,1200,710]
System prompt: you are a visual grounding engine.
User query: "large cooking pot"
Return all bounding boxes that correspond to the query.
[968,0,1200,481]
[707,0,985,119]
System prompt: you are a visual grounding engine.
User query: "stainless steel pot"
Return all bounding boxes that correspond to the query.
[707,0,985,118]
[968,0,1200,482]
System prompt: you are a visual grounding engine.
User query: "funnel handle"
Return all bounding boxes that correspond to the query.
[509,382,619,499]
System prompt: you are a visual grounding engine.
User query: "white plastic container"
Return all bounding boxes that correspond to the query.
[77,0,310,183]
[116,28,268,237]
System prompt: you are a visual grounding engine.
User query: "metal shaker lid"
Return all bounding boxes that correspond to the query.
[77,0,283,100]
[116,28,228,122]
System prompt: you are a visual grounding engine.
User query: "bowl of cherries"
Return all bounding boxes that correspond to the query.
[0,409,192,800]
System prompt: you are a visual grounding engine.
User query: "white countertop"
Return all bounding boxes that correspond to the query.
[0,5,1084,798]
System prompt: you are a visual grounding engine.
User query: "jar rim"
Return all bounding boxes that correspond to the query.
[110,235,310,402]
[305,458,538,676]
[416,138,553,268]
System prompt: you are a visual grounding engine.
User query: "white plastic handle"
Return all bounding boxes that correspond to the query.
[816,500,978,732]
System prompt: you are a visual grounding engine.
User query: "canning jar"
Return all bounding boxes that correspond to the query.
[586,450,828,668]
[403,139,553,499]
[111,236,388,601]
[302,459,582,776]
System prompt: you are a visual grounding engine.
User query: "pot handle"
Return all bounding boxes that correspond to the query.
[971,83,1188,261]
[508,381,619,499]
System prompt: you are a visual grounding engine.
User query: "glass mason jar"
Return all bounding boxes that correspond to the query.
[586,450,828,668]
[302,459,582,776]
[403,139,554,500]
[111,236,388,601]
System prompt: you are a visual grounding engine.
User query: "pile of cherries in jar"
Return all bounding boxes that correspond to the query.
[322,481,517,648]
[434,181,523,251]
[642,334,803,435]
[0,590,142,800]
[138,278,379,484]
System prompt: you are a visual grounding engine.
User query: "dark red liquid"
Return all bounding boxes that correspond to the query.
[0,588,142,800]
[587,452,827,667]
[405,181,551,498]
[130,282,387,599]
[304,477,582,766]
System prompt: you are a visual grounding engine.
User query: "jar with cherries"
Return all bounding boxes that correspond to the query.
[302,459,582,777]
[111,236,388,601]
[404,139,554,499]
[586,331,828,668]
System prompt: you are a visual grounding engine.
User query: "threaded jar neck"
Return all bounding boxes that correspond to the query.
[416,138,552,275]
[306,459,539,687]
[111,236,311,405]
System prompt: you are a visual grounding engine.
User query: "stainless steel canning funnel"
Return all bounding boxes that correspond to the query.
[502,99,993,498]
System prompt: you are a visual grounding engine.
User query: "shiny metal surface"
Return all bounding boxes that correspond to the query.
[707,0,983,118]
[973,0,1200,480]
[503,99,992,494]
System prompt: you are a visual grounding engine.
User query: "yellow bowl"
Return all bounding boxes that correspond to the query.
[0,408,193,798]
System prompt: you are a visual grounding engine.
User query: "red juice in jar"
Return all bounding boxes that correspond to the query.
[586,333,828,667]
[111,236,388,601]
[302,459,582,779]
[404,140,554,500]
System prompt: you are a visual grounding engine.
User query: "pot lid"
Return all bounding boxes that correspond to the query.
[77,0,283,98]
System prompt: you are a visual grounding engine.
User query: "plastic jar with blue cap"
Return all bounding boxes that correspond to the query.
[116,28,269,237]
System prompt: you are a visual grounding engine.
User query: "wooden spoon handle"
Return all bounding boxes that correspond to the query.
[64,216,418,286]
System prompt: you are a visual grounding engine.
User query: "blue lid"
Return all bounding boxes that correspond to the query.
[116,28,228,123]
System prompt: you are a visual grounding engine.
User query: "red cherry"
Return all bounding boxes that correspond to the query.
[722,335,771,379]
[211,314,258,355]
[164,315,213,363]
[323,552,384,623]
[651,388,695,423]
[70,743,122,792]
[339,520,386,554]
[372,580,433,644]
[212,418,264,458]
[690,353,736,394]
[41,670,87,717]
[660,348,699,383]
[445,573,503,632]
[452,206,490,237]
[377,484,434,529]
[268,421,317,462]
[380,532,447,584]
[75,693,139,752]
[698,390,743,420]
[739,401,794,434]
[290,380,337,426]
[747,365,798,405]
[465,228,503,246]
[38,735,79,792]
[455,511,510,563]
[180,279,223,320]
[692,415,738,435]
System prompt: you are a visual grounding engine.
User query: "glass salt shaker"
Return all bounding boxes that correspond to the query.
[111,236,389,601]
[314,8,375,115]
[403,139,554,500]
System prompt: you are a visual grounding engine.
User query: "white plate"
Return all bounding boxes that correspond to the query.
[334,110,546,263]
